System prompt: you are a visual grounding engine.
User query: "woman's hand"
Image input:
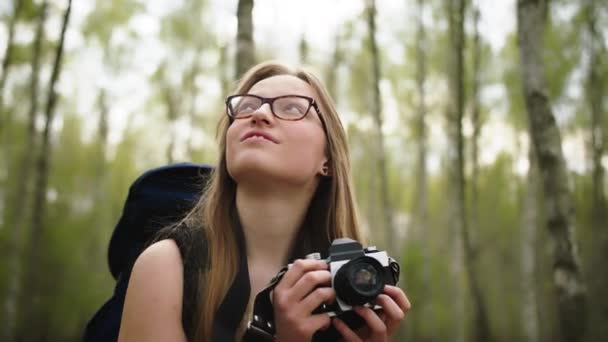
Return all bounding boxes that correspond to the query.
[273,259,335,342]
[332,285,411,342]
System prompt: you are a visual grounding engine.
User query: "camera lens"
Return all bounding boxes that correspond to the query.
[334,256,385,306]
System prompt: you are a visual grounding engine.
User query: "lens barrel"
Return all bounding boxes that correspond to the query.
[333,256,385,306]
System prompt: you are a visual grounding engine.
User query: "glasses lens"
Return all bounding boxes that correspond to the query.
[230,96,262,117]
[274,96,311,119]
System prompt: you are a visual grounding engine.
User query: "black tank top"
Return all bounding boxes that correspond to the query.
[157,223,250,342]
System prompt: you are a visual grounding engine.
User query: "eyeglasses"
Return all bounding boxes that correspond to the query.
[225,94,322,121]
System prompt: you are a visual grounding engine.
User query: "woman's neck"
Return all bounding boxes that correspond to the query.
[236,182,316,268]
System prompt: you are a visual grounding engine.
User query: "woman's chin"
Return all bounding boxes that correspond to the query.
[229,163,315,188]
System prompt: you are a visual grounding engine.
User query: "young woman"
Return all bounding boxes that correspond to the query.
[117,61,410,342]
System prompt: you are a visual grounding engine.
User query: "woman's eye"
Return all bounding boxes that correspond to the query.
[286,104,302,113]
[238,101,257,113]
[280,102,305,115]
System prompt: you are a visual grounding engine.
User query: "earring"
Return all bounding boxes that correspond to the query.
[321,165,329,176]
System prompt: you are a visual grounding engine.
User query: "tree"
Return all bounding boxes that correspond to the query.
[465,2,492,341]
[444,0,467,340]
[325,22,353,103]
[17,0,72,339]
[366,0,395,253]
[517,0,587,340]
[411,0,436,340]
[1,2,47,340]
[236,0,255,79]
[0,0,24,131]
[584,0,607,340]
[585,0,606,249]
[299,34,309,65]
[521,147,540,342]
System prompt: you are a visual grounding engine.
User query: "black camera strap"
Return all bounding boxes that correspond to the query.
[243,265,289,341]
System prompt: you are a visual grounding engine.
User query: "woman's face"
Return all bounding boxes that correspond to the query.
[225,75,328,188]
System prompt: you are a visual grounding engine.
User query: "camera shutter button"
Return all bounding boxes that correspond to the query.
[305,252,322,260]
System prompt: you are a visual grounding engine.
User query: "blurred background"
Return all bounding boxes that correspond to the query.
[0,0,606,341]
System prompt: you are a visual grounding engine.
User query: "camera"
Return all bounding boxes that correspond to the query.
[244,238,400,341]
[303,238,401,316]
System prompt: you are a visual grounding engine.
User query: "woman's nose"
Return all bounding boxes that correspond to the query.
[249,103,274,124]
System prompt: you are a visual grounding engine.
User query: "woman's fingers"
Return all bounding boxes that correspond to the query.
[276,259,328,290]
[300,286,335,313]
[290,270,332,301]
[383,285,411,314]
[333,318,363,342]
[354,306,387,338]
[307,313,332,334]
[375,294,403,335]
[273,259,334,340]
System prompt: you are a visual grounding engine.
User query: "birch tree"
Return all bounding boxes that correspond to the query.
[445,0,467,340]
[584,0,607,339]
[521,147,540,342]
[366,0,395,253]
[517,0,587,340]
[411,1,436,340]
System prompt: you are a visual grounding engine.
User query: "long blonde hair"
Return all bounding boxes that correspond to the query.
[184,61,364,341]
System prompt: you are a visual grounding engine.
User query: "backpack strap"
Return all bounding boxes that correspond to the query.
[157,224,208,341]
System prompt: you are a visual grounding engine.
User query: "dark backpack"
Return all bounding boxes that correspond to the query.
[82,163,213,342]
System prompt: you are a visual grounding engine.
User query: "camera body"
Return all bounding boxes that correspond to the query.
[301,238,400,316]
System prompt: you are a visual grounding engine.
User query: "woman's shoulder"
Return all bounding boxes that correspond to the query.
[128,239,185,301]
[138,239,184,270]
[119,239,187,341]
[155,223,208,270]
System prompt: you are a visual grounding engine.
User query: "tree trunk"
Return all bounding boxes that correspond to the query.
[164,85,177,164]
[411,1,435,341]
[186,47,202,160]
[18,1,72,340]
[325,31,342,102]
[219,43,231,97]
[2,2,47,341]
[0,0,24,132]
[585,0,606,250]
[585,0,607,339]
[366,0,395,253]
[235,0,255,79]
[445,0,467,340]
[299,35,309,65]
[466,3,492,342]
[516,1,587,340]
[470,4,481,235]
[521,145,540,342]
[89,88,109,264]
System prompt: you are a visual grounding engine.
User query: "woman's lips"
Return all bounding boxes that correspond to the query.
[240,130,278,143]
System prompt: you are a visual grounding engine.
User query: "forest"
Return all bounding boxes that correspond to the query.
[0,0,606,341]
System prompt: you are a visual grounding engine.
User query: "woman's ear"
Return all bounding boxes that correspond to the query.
[319,160,331,177]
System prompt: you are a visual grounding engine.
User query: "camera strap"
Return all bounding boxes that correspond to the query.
[243,265,289,341]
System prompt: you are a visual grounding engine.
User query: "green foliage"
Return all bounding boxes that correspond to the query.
[82,0,143,44]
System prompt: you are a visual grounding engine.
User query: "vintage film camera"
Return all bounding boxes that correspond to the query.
[306,238,401,316]
[245,238,400,341]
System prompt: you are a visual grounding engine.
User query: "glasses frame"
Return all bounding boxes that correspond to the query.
[225,94,323,122]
